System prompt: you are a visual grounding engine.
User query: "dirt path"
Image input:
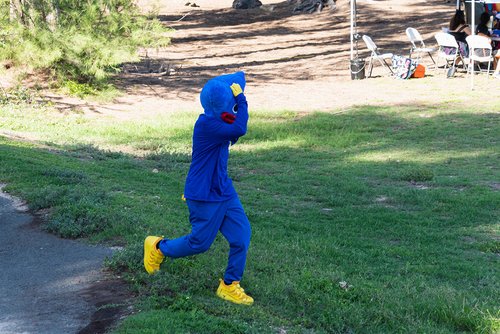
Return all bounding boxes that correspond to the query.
[39,0,498,120]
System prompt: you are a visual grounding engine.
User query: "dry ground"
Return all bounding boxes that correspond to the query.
[10,0,500,117]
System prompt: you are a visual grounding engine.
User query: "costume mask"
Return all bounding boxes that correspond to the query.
[200,71,246,122]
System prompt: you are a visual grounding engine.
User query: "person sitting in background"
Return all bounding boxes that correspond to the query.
[475,12,500,79]
[477,11,500,50]
[476,12,498,50]
[448,9,471,59]
[477,12,492,37]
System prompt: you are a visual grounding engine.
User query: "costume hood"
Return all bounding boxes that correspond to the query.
[200,71,246,118]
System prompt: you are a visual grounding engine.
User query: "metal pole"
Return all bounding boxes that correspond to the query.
[350,0,354,60]
[472,0,476,34]
[354,0,359,58]
[471,0,475,90]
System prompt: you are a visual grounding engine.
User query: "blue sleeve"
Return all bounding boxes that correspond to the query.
[208,94,249,143]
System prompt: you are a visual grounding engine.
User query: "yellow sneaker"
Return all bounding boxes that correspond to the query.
[143,236,165,275]
[216,279,254,305]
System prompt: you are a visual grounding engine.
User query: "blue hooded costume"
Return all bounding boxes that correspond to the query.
[158,71,251,284]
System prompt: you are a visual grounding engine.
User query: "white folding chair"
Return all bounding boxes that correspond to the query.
[465,35,493,77]
[434,32,462,76]
[362,35,394,77]
[406,27,436,67]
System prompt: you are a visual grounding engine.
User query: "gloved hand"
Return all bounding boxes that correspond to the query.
[221,112,236,124]
[230,83,243,97]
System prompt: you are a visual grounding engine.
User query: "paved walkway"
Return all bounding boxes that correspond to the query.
[0,187,113,334]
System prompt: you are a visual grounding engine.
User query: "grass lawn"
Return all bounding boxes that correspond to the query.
[0,99,499,333]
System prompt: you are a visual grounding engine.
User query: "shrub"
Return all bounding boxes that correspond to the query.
[0,0,169,84]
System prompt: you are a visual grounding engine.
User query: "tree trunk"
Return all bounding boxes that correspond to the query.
[9,0,19,22]
[11,0,29,26]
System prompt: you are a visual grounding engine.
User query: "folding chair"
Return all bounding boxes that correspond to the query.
[434,32,462,77]
[465,35,493,77]
[362,35,394,77]
[406,27,436,67]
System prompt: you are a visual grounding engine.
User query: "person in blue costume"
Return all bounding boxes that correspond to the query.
[143,71,254,305]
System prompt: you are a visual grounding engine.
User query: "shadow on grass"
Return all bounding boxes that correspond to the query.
[0,105,498,333]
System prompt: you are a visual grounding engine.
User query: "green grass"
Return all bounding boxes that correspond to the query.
[0,100,499,333]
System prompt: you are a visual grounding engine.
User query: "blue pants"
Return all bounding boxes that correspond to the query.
[158,196,251,283]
